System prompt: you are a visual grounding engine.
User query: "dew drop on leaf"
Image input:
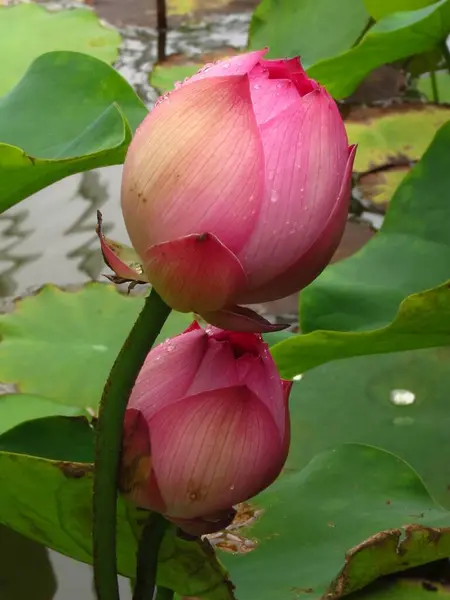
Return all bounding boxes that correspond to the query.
[389,389,416,406]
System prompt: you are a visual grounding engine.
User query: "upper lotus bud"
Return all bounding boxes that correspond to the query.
[119,322,292,535]
[107,49,355,332]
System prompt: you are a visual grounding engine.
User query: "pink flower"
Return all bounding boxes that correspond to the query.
[119,321,291,535]
[100,49,355,332]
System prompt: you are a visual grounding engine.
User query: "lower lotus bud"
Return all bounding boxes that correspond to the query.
[120,321,292,534]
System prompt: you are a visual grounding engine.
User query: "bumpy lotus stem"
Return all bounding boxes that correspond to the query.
[93,289,171,600]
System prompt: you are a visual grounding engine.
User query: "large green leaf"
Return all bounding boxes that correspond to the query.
[0,51,147,213]
[308,0,450,99]
[278,348,450,509]
[300,118,450,334]
[0,416,96,462]
[272,281,450,376]
[0,283,191,411]
[0,417,232,600]
[221,444,450,600]
[364,0,437,20]
[248,0,370,68]
[0,3,121,97]
[0,394,84,436]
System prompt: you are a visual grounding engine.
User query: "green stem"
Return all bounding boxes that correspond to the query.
[352,17,374,47]
[93,289,172,600]
[132,515,171,600]
[442,42,450,75]
[155,586,175,600]
[430,69,440,103]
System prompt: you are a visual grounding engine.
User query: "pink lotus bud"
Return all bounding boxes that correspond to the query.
[120,321,292,535]
[114,49,356,332]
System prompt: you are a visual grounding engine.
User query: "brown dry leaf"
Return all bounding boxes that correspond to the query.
[205,502,262,555]
[358,166,410,211]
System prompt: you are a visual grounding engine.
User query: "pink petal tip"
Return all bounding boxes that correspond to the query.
[96,211,147,283]
[145,232,247,313]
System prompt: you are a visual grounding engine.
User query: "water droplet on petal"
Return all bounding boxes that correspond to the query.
[389,389,415,406]
[155,92,170,107]
[253,83,261,90]
[223,62,230,69]
[270,190,279,203]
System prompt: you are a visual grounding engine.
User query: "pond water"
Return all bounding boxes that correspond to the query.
[0,8,250,599]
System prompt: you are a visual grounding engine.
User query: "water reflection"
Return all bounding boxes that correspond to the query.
[50,551,132,600]
[115,13,250,104]
[0,167,127,297]
[0,210,34,297]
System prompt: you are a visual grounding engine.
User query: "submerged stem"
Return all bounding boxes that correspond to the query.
[430,69,440,103]
[133,515,172,600]
[155,586,175,600]
[93,289,171,600]
[156,0,167,62]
